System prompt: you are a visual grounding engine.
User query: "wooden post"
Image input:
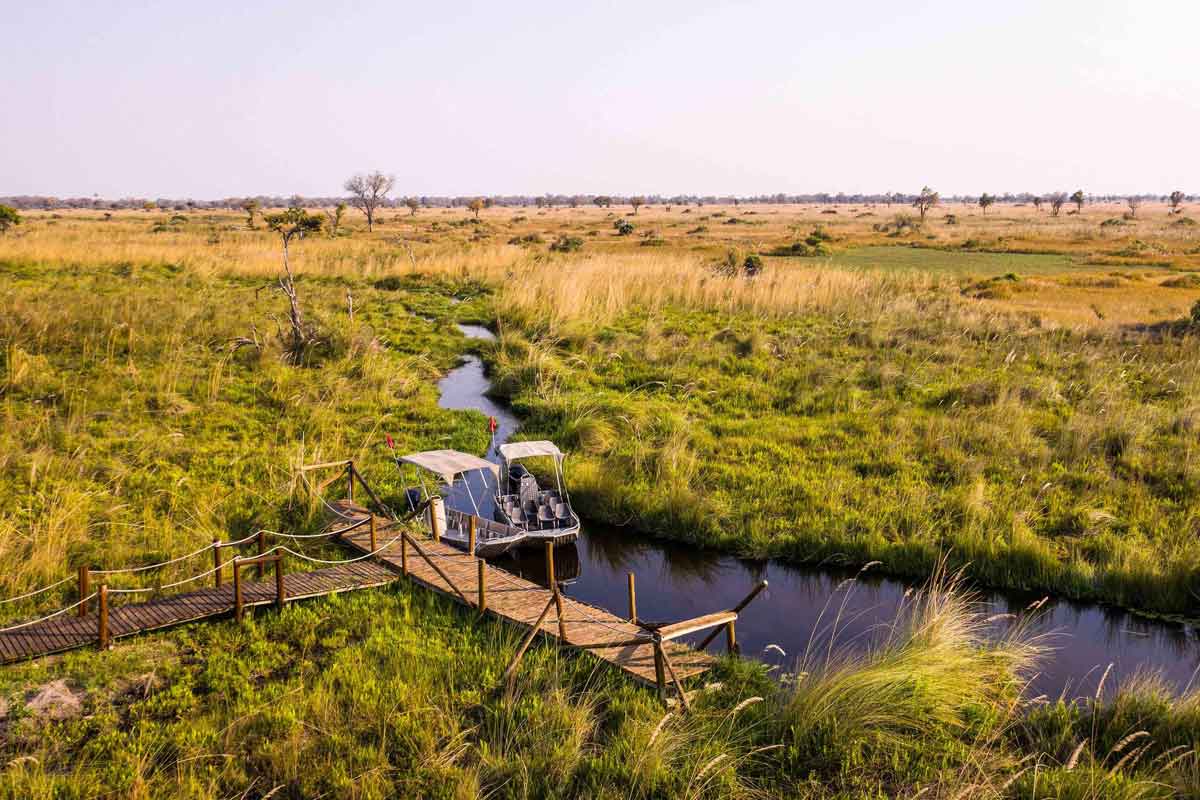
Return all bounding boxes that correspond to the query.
[213,539,222,588]
[97,584,109,650]
[400,535,409,576]
[659,643,692,713]
[274,555,285,610]
[546,541,567,642]
[477,559,487,615]
[627,572,637,624]
[698,580,768,651]
[233,557,243,621]
[369,515,377,551]
[725,620,738,654]
[77,566,90,618]
[430,500,442,542]
[468,516,477,555]
[347,461,354,502]
[256,531,267,578]
[502,596,556,692]
[653,639,666,704]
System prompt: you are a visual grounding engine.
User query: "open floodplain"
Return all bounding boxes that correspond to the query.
[4,202,1200,797]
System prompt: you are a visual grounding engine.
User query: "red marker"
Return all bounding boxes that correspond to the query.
[385,434,395,450]
[488,416,498,433]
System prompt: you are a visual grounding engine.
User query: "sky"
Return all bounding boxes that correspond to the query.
[2,0,1198,198]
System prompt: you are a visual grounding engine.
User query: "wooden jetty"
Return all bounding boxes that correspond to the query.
[0,460,762,704]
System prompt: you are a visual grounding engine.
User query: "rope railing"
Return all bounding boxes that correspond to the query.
[0,593,98,633]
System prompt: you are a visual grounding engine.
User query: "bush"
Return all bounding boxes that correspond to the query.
[614,219,634,236]
[0,204,21,234]
[1191,300,1200,327]
[743,254,763,274]
[549,235,583,253]
[1172,217,1197,227]
[1100,217,1128,227]
[507,233,544,246]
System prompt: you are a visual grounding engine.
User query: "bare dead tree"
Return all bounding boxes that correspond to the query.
[1048,192,1067,217]
[344,171,395,231]
[264,207,325,360]
[1126,196,1142,218]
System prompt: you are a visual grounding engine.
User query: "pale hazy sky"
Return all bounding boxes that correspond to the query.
[3,1,1197,198]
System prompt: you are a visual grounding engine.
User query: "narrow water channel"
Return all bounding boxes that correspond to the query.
[440,324,1200,698]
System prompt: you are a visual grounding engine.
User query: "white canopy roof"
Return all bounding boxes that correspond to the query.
[498,441,564,461]
[399,450,500,485]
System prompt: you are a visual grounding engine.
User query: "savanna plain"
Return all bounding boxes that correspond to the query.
[3,199,1200,798]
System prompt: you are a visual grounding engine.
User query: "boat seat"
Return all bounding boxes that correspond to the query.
[555,503,571,521]
[537,506,555,527]
[511,508,527,525]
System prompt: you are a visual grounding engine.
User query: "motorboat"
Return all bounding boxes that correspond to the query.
[495,441,581,547]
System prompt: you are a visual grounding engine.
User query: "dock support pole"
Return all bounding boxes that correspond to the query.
[233,557,243,621]
[256,531,266,578]
[213,539,222,588]
[725,620,737,654]
[653,639,666,704]
[627,573,637,624]
[659,641,692,713]
[401,535,409,576]
[468,516,477,555]
[275,555,285,610]
[78,566,90,618]
[97,584,109,650]
[369,515,377,551]
[477,559,487,615]
[347,461,354,503]
[546,541,567,642]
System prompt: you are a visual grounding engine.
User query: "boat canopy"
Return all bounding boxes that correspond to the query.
[399,450,500,485]
[498,441,564,462]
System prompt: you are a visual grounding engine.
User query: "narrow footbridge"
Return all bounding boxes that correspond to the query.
[0,462,765,703]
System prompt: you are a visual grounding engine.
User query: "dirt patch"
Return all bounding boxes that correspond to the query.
[25,679,83,721]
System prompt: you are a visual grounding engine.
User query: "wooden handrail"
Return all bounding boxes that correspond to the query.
[298,460,353,472]
[656,611,737,642]
[697,580,768,650]
[502,595,557,691]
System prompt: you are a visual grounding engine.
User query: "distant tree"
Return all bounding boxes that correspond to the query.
[568,195,580,209]
[535,197,545,209]
[1126,196,1142,218]
[343,171,395,231]
[1048,192,1067,217]
[1070,190,1085,214]
[328,202,347,235]
[630,196,645,214]
[593,196,612,209]
[241,199,260,230]
[1169,190,1186,215]
[1032,196,1043,213]
[978,193,996,215]
[263,207,325,359]
[0,205,21,234]
[912,186,939,221]
[406,197,420,216]
[468,198,484,219]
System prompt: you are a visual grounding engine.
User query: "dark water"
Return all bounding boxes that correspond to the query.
[440,325,1200,698]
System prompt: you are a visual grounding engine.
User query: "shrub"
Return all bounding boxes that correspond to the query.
[0,204,21,234]
[1172,217,1197,227]
[549,235,583,253]
[743,254,763,274]
[943,214,958,225]
[1191,300,1200,327]
[1100,217,1128,228]
[614,219,634,236]
[507,233,544,246]
[686,225,708,235]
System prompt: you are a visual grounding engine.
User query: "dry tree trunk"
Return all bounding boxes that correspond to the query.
[278,234,308,359]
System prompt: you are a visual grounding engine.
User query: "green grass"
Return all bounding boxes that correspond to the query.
[824,245,1082,276]
[492,299,1200,619]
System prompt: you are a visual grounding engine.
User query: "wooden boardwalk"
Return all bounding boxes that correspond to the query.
[332,501,715,686]
[0,561,398,665]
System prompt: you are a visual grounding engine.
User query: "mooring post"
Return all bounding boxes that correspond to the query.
[77,565,90,618]
[430,500,442,542]
[477,559,487,615]
[212,539,222,588]
[256,531,267,579]
[346,461,355,503]
[725,620,738,654]
[97,584,109,650]
[627,572,637,624]
[369,514,377,551]
[274,554,285,610]
[233,556,243,621]
[401,535,409,576]
[546,541,567,641]
[468,516,477,555]
[698,580,768,651]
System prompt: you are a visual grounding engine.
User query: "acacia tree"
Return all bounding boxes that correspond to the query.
[912,186,939,221]
[1126,196,1142,218]
[0,205,21,234]
[344,171,394,231]
[978,193,996,215]
[468,198,484,219]
[328,202,347,235]
[242,199,260,230]
[405,197,420,216]
[593,196,612,209]
[1070,190,1085,214]
[1169,191,1185,214]
[263,207,325,360]
[1032,196,1043,212]
[1048,192,1067,217]
[630,196,645,215]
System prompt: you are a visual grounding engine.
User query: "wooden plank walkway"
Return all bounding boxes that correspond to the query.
[0,561,398,664]
[332,501,715,686]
